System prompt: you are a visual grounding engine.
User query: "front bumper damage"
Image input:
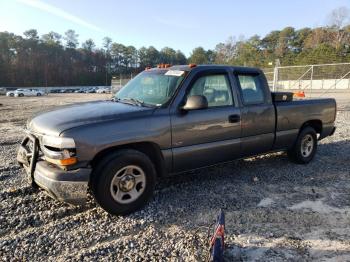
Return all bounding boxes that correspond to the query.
[17,133,91,205]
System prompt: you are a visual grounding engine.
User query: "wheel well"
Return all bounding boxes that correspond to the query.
[300,120,322,134]
[91,142,166,177]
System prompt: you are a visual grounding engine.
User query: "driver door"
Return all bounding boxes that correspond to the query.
[170,70,241,173]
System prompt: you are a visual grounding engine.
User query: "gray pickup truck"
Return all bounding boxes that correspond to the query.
[17,65,336,215]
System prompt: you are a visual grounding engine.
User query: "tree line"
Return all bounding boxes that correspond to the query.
[1,7,349,87]
[0,29,187,87]
[190,7,350,68]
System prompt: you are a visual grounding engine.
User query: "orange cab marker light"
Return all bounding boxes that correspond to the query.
[189,63,197,68]
[157,63,171,69]
[145,66,151,71]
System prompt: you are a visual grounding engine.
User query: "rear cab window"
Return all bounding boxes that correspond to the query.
[236,74,265,105]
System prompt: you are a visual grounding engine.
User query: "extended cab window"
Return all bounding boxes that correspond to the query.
[237,74,265,105]
[188,74,233,107]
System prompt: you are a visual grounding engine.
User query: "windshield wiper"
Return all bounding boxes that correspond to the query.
[114,97,150,107]
[124,97,144,106]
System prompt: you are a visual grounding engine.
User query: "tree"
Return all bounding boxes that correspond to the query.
[276,27,296,57]
[147,46,160,66]
[111,42,126,72]
[214,36,237,64]
[64,30,79,49]
[82,39,95,52]
[102,37,112,52]
[41,31,62,46]
[189,47,209,64]
[102,37,113,77]
[175,50,187,64]
[328,7,350,49]
[328,6,350,29]
[160,47,177,64]
[304,27,331,49]
[294,28,312,52]
[261,30,280,52]
[138,46,148,68]
[24,29,39,41]
[123,45,137,69]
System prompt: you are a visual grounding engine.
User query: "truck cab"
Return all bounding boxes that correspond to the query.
[169,65,276,172]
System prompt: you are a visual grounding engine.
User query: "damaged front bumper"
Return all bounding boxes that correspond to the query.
[34,161,90,205]
[17,134,91,205]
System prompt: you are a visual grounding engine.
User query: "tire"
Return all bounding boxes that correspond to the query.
[37,93,41,96]
[19,93,24,97]
[91,149,156,215]
[9,93,14,97]
[287,126,317,164]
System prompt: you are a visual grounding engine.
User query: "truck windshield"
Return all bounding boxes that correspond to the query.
[115,70,185,107]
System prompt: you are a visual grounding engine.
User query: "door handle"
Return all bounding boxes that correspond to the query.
[228,114,240,123]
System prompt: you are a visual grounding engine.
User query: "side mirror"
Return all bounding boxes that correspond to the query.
[182,95,208,111]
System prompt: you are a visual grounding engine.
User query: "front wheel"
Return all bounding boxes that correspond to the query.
[91,149,156,215]
[287,126,317,164]
[37,93,42,96]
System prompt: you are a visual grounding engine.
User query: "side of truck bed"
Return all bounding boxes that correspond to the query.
[273,98,336,149]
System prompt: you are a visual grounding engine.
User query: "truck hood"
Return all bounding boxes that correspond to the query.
[28,101,154,136]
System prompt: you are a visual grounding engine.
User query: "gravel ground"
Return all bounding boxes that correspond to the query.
[0,93,349,261]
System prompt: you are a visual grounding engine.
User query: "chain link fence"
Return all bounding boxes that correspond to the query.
[111,63,350,95]
[263,63,350,93]
[111,74,135,94]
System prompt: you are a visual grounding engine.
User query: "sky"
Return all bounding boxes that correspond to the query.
[0,0,349,55]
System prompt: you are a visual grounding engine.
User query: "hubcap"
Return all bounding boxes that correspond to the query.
[119,175,135,192]
[110,165,146,204]
[301,134,314,157]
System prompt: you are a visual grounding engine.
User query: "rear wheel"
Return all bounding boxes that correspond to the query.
[9,93,14,97]
[37,93,41,96]
[19,93,24,97]
[91,149,156,215]
[287,126,317,164]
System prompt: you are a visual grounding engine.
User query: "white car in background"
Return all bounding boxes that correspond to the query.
[96,87,111,94]
[7,89,45,97]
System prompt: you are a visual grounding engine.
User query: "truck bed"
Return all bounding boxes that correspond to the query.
[273,98,336,149]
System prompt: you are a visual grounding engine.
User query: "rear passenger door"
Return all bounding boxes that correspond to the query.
[234,71,275,156]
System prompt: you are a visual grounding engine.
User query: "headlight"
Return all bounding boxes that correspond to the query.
[41,135,75,149]
[41,135,77,166]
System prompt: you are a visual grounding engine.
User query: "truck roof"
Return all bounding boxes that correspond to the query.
[149,64,262,73]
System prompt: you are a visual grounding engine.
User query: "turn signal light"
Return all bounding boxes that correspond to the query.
[59,157,78,166]
[46,157,77,166]
[189,63,197,68]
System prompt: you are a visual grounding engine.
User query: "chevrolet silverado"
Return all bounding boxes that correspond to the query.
[17,64,336,215]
